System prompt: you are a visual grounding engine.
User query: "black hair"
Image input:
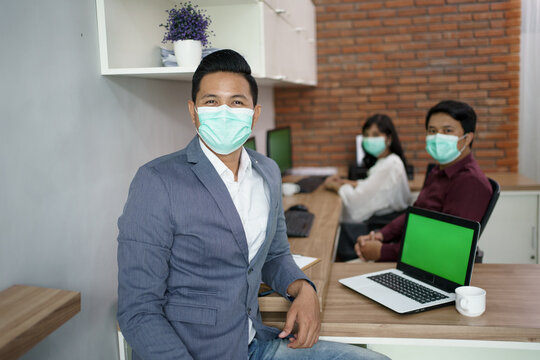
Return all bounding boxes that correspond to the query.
[425,100,476,133]
[362,114,407,169]
[191,49,258,105]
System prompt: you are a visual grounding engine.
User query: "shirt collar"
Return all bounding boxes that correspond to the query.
[199,138,252,181]
[438,152,474,179]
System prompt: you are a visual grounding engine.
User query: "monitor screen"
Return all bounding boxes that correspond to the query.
[400,212,475,285]
[244,137,256,151]
[266,127,292,173]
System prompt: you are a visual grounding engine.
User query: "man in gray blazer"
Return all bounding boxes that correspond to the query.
[117,50,389,360]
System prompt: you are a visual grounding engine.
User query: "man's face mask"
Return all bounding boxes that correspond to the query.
[196,105,254,155]
[425,133,467,165]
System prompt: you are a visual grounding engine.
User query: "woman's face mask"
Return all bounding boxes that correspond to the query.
[196,105,254,155]
[362,136,387,157]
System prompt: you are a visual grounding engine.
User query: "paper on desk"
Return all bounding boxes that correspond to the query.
[293,254,320,271]
[289,167,338,176]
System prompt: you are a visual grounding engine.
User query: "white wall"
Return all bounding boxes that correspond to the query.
[0,1,274,359]
[519,0,540,182]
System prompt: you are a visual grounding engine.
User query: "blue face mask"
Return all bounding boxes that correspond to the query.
[362,136,387,157]
[425,133,466,164]
[196,105,254,155]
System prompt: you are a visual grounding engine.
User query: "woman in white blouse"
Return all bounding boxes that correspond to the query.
[325,114,411,260]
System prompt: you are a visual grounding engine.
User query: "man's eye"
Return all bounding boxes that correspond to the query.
[205,100,216,104]
[232,100,244,105]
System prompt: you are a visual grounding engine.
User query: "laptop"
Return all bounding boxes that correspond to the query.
[339,207,480,314]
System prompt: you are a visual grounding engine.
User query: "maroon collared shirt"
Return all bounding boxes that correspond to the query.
[379,153,493,261]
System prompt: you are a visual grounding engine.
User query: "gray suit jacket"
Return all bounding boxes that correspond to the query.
[117,137,312,359]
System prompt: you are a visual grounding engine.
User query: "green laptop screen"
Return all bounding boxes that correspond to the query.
[401,213,474,285]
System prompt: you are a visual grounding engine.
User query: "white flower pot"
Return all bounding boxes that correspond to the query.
[173,40,202,68]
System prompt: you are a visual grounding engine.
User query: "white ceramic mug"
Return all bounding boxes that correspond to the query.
[455,286,486,317]
[282,183,301,196]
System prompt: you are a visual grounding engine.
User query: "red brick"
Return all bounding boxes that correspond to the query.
[461,56,490,65]
[385,0,414,8]
[415,0,445,5]
[476,64,507,73]
[429,23,458,32]
[398,8,428,17]
[443,13,473,22]
[475,29,505,38]
[413,16,442,25]
[353,19,382,28]
[428,5,458,14]
[367,9,397,18]
[459,3,490,12]
[383,18,413,26]
[325,4,355,12]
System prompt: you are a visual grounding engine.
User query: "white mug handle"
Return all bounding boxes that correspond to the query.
[460,298,469,311]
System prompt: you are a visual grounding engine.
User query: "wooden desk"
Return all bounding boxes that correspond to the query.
[258,186,342,312]
[323,263,540,343]
[0,285,81,359]
[263,262,540,350]
[409,172,540,192]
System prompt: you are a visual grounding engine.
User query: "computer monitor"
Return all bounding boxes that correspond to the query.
[244,136,256,151]
[266,127,292,174]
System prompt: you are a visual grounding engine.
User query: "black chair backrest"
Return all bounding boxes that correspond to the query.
[423,163,437,187]
[479,178,500,237]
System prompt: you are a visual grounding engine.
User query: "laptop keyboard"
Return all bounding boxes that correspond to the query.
[295,176,327,193]
[368,272,449,304]
[285,210,314,237]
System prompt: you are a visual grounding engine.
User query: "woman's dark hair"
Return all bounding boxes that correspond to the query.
[425,100,476,148]
[362,114,407,169]
[191,49,258,105]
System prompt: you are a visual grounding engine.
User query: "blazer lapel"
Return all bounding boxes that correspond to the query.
[187,137,249,264]
[250,155,279,244]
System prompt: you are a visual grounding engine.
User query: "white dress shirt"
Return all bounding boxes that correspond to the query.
[199,139,269,343]
[338,153,411,223]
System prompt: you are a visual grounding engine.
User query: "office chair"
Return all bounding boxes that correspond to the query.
[475,178,500,263]
[423,164,500,263]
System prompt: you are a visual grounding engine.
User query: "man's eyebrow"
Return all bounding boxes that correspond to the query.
[200,94,218,99]
[231,94,249,99]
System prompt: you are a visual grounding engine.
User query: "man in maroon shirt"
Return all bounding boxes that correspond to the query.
[354,100,492,262]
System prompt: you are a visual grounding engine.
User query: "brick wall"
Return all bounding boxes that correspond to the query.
[274,0,521,173]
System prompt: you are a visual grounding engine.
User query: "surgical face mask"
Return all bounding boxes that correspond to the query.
[362,136,387,157]
[196,105,254,155]
[425,133,467,165]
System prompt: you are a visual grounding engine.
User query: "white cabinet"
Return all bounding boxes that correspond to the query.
[95,0,317,85]
[408,190,539,264]
[481,192,539,264]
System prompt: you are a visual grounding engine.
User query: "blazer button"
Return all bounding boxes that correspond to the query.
[247,307,251,315]
[248,268,253,274]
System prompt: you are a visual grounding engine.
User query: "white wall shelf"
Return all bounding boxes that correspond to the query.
[96,0,317,86]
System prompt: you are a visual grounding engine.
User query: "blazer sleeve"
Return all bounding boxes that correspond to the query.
[117,166,194,360]
[260,183,315,298]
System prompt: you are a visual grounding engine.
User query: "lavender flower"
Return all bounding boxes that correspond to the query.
[160,2,213,47]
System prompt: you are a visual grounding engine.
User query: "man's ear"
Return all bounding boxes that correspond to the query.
[251,104,262,129]
[464,132,474,147]
[188,100,197,127]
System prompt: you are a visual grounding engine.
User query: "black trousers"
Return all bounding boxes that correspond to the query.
[336,222,370,261]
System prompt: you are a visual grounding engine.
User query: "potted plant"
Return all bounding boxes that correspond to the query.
[160,2,212,68]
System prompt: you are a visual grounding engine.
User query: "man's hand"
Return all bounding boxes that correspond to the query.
[278,280,321,349]
[355,231,383,261]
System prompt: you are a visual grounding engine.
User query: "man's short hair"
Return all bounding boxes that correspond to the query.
[191,49,258,105]
[425,100,477,134]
